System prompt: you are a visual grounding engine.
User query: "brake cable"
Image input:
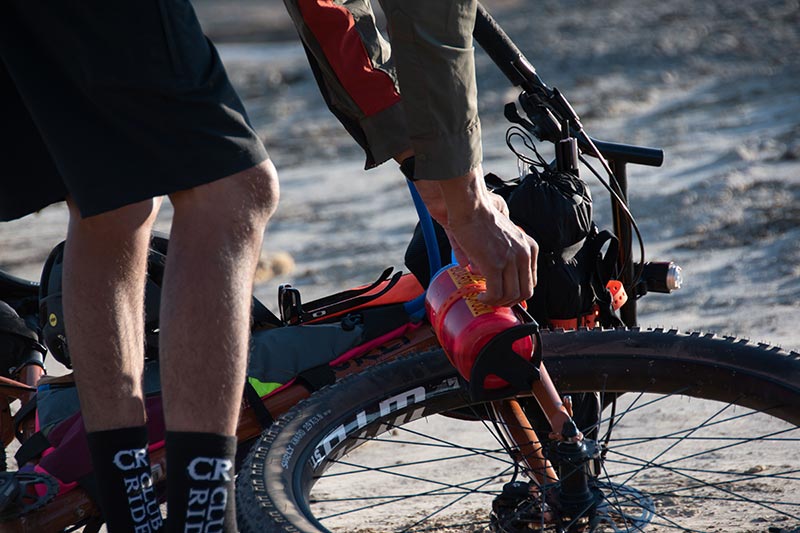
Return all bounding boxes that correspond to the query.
[579,152,647,289]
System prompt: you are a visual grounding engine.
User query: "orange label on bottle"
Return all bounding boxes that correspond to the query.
[465,295,493,317]
[447,266,485,289]
[446,267,493,317]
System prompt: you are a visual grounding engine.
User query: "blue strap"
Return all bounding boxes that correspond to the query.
[406,180,442,276]
[403,180,442,319]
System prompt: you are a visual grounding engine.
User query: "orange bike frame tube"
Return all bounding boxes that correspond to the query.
[492,357,586,487]
[531,362,575,437]
[494,400,558,486]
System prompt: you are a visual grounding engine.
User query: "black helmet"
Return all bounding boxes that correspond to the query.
[39,235,169,368]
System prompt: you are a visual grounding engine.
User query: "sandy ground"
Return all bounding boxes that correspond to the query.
[1,0,798,531]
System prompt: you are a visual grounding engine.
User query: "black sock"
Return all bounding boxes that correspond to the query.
[86,426,164,532]
[166,431,236,533]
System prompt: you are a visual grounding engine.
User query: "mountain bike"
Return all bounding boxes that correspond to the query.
[0,4,798,533]
[232,6,800,533]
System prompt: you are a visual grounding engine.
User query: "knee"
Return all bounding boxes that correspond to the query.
[241,158,280,223]
[170,158,279,238]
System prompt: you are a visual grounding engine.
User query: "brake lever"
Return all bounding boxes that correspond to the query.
[516,94,563,144]
[516,86,594,158]
[503,103,536,133]
[550,87,584,132]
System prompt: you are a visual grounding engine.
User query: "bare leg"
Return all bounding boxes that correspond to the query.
[63,198,165,531]
[159,159,279,436]
[63,197,161,432]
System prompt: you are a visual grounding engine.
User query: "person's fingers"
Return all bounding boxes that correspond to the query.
[445,228,469,267]
[442,195,539,307]
[478,264,504,304]
[517,248,534,302]
[528,236,539,290]
[453,245,469,268]
[499,262,522,307]
[455,252,471,270]
[485,241,531,307]
[518,234,537,300]
[495,224,535,306]
[475,239,516,306]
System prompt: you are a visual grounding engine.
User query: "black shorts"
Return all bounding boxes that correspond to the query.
[0,0,269,221]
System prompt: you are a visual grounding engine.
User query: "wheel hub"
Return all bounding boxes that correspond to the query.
[489,479,655,532]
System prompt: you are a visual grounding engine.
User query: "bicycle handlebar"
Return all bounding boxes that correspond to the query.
[474,3,664,168]
[473,3,546,94]
[589,138,664,167]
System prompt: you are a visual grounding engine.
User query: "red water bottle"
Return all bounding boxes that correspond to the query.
[425,265,535,390]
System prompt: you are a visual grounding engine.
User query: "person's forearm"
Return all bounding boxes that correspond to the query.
[436,166,492,225]
[399,158,500,228]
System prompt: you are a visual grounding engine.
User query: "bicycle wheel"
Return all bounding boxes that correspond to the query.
[236,328,800,532]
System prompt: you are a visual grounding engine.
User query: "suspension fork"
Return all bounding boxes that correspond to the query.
[494,361,579,487]
[493,399,557,485]
[493,359,602,520]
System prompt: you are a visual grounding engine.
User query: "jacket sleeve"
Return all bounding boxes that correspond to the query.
[282,0,412,169]
[381,0,482,180]
[283,0,482,180]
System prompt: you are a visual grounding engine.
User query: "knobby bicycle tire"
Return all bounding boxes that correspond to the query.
[236,328,800,532]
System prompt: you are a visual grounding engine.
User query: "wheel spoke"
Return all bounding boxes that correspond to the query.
[597,464,667,533]
[605,425,799,473]
[315,468,506,521]
[606,405,796,450]
[311,397,799,529]
[617,398,737,488]
[607,444,799,521]
[604,457,800,485]
[317,448,509,479]
[380,419,518,469]
[398,465,516,533]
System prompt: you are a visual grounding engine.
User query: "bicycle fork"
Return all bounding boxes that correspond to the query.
[492,361,602,525]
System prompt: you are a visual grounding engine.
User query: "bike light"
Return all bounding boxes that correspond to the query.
[638,262,683,293]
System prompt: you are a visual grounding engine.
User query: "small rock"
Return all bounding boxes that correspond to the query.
[255,251,296,283]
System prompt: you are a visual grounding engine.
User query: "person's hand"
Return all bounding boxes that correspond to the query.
[446,200,538,307]
[432,166,538,307]
[444,190,509,268]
